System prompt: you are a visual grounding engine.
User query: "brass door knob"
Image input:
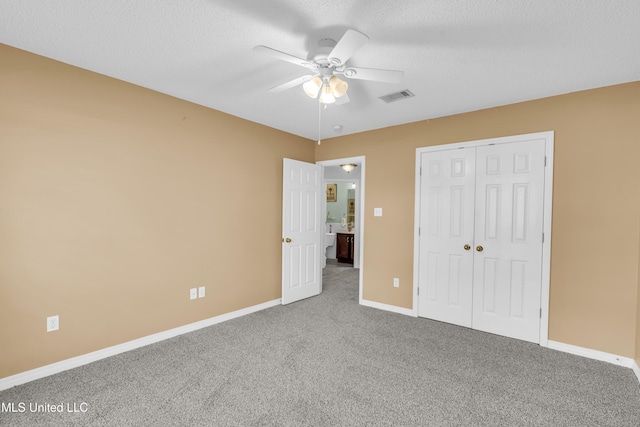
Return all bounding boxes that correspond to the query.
[284,238,292,243]
[464,244,471,251]
[476,245,483,252]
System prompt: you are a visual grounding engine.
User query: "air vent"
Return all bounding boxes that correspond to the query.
[379,89,415,104]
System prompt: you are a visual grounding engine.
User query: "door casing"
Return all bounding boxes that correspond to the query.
[412,131,554,346]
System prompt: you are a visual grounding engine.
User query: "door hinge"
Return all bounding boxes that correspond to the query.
[544,156,547,167]
[542,233,544,243]
[417,287,420,296]
[540,308,542,318]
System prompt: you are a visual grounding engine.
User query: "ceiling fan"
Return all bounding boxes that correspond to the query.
[253,29,404,104]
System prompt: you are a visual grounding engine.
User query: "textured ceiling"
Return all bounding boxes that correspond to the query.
[1,0,639,140]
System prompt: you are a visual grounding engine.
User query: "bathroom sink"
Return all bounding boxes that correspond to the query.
[325,233,336,248]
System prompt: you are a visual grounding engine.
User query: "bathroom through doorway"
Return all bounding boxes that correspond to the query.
[317,156,365,303]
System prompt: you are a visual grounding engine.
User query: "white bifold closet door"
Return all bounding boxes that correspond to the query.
[417,139,545,343]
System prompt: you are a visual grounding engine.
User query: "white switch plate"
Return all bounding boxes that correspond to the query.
[198,286,205,298]
[189,288,197,300]
[393,278,400,288]
[47,315,59,332]
[374,208,383,217]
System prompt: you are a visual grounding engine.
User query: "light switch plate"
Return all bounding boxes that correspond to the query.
[198,286,205,298]
[374,208,383,217]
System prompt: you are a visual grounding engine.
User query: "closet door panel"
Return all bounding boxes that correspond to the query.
[472,140,546,343]
[417,149,476,327]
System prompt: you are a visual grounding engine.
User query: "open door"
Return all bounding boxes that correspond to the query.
[282,158,323,304]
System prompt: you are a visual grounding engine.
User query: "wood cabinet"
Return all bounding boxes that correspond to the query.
[336,233,354,264]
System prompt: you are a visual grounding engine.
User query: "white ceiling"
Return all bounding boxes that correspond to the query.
[1,1,639,141]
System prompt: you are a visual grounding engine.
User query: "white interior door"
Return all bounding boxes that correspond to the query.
[472,140,546,343]
[282,158,323,305]
[416,137,548,343]
[417,148,476,327]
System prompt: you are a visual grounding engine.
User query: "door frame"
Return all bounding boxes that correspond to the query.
[317,156,365,304]
[412,131,554,346]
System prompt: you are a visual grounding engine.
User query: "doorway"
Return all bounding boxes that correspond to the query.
[317,156,365,304]
[413,132,554,345]
[324,178,359,265]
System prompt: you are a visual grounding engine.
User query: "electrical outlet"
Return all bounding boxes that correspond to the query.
[393,278,400,288]
[198,286,205,298]
[47,315,59,332]
[189,288,197,300]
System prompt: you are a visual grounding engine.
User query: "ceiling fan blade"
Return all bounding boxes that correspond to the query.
[335,93,350,105]
[342,67,404,84]
[253,45,318,70]
[267,74,315,93]
[327,29,369,66]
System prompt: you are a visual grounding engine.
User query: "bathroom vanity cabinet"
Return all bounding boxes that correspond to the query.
[336,233,354,264]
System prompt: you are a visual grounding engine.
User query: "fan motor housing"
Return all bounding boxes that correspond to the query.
[308,38,337,64]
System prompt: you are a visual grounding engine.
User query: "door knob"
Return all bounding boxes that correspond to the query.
[464,244,471,251]
[284,238,292,243]
[476,245,483,252]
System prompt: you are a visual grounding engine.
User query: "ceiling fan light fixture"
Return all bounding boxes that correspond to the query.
[329,76,348,98]
[256,29,404,108]
[340,163,358,173]
[319,85,336,104]
[303,76,322,98]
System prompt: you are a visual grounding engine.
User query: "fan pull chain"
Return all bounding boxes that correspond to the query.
[317,100,322,145]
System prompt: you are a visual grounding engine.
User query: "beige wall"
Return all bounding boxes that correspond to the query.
[0,44,314,378]
[316,82,640,359]
[2,42,640,380]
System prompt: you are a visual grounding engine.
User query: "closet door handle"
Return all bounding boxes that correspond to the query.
[476,245,483,252]
[464,244,471,251]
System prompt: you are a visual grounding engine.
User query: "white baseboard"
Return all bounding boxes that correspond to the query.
[547,340,635,369]
[360,298,415,317]
[548,341,640,388]
[0,298,281,392]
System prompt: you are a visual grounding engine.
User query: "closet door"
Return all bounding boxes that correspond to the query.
[472,140,546,343]
[417,148,476,327]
